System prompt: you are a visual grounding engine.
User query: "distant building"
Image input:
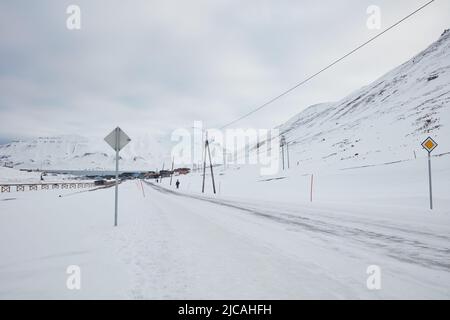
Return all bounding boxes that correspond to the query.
[174,168,190,175]
[143,171,158,179]
[159,170,172,178]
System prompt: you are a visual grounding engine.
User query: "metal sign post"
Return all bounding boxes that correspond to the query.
[421,137,437,210]
[104,127,131,226]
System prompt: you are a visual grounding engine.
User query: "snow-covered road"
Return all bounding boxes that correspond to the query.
[147,182,450,270]
[139,181,450,299]
[1,180,449,299]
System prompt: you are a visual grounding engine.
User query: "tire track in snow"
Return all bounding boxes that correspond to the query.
[109,184,182,299]
[145,182,450,272]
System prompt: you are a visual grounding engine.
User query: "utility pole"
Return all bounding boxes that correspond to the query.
[170,157,174,186]
[223,147,227,171]
[286,142,290,169]
[202,134,207,193]
[207,139,216,194]
[160,162,164,183]
[201,132,216,194]
[281,135,286,170]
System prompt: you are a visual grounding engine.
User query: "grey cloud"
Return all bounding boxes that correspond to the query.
[1,0,449,142]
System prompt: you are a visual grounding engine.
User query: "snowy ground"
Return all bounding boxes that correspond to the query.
[0,167,82,184]
[0,157,449,299]
[184,153,450,211]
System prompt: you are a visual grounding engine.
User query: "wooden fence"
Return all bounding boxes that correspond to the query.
[0,182,96,193]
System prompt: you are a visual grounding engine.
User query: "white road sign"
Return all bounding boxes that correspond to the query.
[104,127,131,227]
[104,127,131,152]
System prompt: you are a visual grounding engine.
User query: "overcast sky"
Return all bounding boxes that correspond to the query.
[0,0,449,143]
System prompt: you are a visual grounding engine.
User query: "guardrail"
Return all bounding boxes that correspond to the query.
[0,182,96,193]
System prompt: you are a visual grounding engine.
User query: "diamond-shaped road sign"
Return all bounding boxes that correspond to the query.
[421,136,438,154]
[104,127,131,152]
[421,136,438,210]
[104,127,131,227]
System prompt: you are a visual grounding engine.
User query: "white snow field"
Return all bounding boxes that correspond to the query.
[0,167,82,184]
[0,167,44,184]
[0,155,449,299]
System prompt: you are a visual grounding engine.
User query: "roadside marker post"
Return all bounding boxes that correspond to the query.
[421,137,437,210]
[104,127,131,226]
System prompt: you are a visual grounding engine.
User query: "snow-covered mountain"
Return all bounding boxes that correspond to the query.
[277,29,450,170]
[0,133,170,171]
[1,30,449,172]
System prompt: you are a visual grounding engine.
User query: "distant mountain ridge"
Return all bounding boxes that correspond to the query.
[0,134,169,170]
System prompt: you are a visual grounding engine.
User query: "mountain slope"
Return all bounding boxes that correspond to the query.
[279,29,450,170]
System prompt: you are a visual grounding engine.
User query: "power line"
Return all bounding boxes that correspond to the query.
[219,0,436,129]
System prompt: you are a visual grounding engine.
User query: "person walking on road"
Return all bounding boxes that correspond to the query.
[175,179,180,189]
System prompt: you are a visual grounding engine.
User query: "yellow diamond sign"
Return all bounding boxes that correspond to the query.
[421,137,438,153]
